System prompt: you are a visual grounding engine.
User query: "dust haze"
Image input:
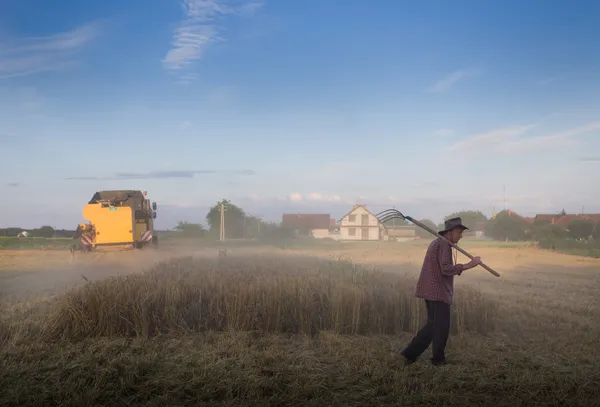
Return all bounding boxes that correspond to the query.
[0,240,280,302]
[3,0,600,404]
[2,195,600,405]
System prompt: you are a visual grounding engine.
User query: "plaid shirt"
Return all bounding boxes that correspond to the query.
[415,237,463,304]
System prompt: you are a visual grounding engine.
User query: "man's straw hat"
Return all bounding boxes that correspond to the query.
[439,217,469,235]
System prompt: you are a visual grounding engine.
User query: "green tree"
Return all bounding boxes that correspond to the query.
[0,228,22,237]
[593,222,600,240]
[567,219,594,240]
[260,223,297,244]
[532,223,566,241]
[31,226,55,238]
[243,215,271,238]
[530,217,564,241]
[174,221,206,238]
[531,217,551,229]
[205,199,247,239]
[484,211,526,241]
[415,219,437,238]
[444,210,488,230]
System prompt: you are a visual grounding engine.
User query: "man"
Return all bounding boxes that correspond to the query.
[398,217,482,366]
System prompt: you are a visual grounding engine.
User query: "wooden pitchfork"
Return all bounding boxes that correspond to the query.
[375,208,500,277]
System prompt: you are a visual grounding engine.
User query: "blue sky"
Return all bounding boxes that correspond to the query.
[1,0,600,229]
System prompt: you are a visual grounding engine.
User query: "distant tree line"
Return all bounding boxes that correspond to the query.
[1,199,284,242]
[171,199,285,240]
[0,226,74,238]
[7,205,599,257]
[423,209,600,257]
[416,209,599,243]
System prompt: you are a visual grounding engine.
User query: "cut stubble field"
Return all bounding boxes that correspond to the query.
[1,239,600,406]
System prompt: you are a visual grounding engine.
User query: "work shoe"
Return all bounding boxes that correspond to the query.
[393,350,416,366]
[402,355,417,366]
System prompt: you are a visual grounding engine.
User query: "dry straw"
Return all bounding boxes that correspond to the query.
[40,255,497,341]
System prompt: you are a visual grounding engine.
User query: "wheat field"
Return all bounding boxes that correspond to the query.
[1,240,600,406]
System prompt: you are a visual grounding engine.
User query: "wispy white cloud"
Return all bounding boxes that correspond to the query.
[427,70,466,93]
[306,193,343,202]
[447,121,600,154]
[284,193,345,203]
[176,73,200,85]
[162,0,263,81]
[448,124,536,152]
[65,169,255,181]
[0,22,100,79]
[501,122,600,153]
[540,121,600,141]
[288,193,302,202]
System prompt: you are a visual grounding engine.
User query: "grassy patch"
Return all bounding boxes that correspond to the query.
[3,332,599,407]
[0,236,73,250]
[34,256,496,342]
[2,254,599,406]
[538,238,600,258]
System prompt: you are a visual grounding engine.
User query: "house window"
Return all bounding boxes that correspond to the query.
[348,227,356,236]
[349,215,356,222]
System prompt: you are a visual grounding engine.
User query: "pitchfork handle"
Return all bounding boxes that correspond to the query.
[449,244,500,277]
[406,216,501,278]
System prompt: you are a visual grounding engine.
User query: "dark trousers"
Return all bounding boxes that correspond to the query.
[400,300,451,364]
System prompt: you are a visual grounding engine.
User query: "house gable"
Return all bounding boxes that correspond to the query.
[339,204,383,228]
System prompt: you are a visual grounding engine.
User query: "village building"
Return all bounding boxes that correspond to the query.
[463,221,487,238]
[534,212,600,229]
[338,204,384,241]
[385,224,417,239]
[492,209,534,226]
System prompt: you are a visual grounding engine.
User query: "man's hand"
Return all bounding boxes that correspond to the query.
[465,256,482,270]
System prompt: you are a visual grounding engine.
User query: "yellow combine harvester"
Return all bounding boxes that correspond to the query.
[73,190,158,252]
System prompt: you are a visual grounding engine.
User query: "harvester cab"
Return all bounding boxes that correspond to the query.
[73,190,158,252]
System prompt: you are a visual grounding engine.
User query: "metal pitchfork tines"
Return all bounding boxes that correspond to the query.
[376,208,500,277]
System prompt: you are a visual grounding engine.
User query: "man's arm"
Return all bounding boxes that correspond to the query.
[439,241,464,276]
[439,240,481,276]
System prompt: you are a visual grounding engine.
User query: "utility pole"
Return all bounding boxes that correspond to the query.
[253,215,262,237]
[219,203,226,242]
